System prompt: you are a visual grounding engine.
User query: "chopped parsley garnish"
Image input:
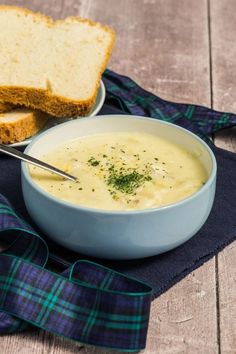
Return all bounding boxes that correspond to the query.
[85,149,155,198]
[107,166,152,195]
[88,157,100,166]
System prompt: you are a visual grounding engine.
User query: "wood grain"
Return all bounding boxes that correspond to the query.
[0,0,235,353]
[210,0,236,113]
[75,0,212,106]
[210,0,236,352]
[217,242,236,354]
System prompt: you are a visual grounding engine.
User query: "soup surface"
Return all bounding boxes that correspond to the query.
[30,132,207,210]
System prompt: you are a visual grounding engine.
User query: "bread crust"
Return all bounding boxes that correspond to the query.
[0,101,15,113]
[0,109,48,144]
[0,5,115,117]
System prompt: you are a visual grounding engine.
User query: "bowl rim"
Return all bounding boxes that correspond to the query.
[88,80,106,117]
[22,114,217,215]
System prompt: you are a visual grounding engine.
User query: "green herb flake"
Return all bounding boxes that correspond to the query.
[88,157,100,166]
[107,168,152,195]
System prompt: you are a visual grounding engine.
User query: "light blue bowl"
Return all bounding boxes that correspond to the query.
[21,115,217,260]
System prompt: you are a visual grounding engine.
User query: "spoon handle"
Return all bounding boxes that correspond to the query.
[0,143,77,182]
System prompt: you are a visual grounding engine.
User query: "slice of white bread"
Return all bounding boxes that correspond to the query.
[0,6,115,117]
[0,109,48,144]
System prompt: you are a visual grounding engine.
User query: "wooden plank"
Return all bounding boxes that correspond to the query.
[146,265,218,354]
[0,331,50,354]
[210,0,236,113]
[217,241,236,354]
[73,0,212,106]
[0,330,85,354]
[210,0,236,352]
[2,0,65,20]
[214,128,236,152]
[0,0,219,353]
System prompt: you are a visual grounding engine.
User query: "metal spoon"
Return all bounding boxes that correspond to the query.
[0,143,77,182]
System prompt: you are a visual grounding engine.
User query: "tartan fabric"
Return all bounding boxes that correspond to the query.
[0,194,152,351]
[103,69,236,139]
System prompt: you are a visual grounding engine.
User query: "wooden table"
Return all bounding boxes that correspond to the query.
[1,1,235,353]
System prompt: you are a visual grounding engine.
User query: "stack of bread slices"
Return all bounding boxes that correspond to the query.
[0,6,115,144]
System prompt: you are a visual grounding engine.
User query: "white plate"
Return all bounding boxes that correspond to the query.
[9,80,106,148]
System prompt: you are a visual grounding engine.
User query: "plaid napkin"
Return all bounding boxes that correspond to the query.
[0,69,236,350]
[103,70,236,138]
[0,194,152,351]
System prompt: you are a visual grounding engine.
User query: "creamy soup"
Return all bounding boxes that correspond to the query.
[29,132,208,211]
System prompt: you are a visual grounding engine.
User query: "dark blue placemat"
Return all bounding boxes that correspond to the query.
[0,70,236,299]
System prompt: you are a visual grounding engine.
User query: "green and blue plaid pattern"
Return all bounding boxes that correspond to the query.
[103,70,236,140]
[0,195,152,351]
